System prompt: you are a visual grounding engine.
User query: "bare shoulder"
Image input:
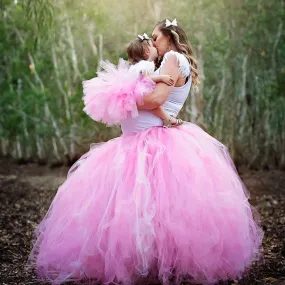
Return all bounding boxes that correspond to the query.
[160,51,190,78]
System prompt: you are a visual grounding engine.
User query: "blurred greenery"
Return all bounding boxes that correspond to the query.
[1,0,284,169]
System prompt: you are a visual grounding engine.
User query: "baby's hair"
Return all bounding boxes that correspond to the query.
[126,39,151,65]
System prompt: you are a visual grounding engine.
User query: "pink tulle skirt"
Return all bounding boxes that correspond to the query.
[27,123,263,285]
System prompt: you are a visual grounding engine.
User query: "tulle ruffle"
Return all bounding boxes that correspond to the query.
[27,123,263,285]
[82,59,155,126]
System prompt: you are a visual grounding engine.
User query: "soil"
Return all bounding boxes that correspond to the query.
[0,157,284,285]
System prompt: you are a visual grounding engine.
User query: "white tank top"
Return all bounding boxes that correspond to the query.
[121,51,192,135]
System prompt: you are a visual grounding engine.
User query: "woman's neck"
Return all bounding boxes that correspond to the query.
[169,43,178,52]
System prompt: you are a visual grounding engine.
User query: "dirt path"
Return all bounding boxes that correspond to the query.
[0,157,284,285]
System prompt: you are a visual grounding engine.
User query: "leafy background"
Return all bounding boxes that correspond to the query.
[1,0,284,169]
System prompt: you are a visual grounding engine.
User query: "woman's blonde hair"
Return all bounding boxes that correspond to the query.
[155,19,199,86]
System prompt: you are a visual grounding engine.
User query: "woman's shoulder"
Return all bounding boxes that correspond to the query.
[160,50,190,78]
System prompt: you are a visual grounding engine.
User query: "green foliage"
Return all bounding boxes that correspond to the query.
[1,0,284,168]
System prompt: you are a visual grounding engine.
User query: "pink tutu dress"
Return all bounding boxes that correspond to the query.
[27,51,263,285]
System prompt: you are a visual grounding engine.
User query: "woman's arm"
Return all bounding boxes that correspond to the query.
[138,54,180,110]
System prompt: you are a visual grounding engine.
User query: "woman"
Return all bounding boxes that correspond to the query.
[27,19,263,285]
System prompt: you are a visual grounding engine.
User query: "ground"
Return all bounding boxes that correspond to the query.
[0,157,284,285]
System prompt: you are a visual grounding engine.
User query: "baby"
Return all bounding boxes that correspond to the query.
[126,34,183,127]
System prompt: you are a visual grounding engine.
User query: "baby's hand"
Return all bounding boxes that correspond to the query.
[161,75,174,86]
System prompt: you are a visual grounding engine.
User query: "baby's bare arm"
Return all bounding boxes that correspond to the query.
[148,75,174,86]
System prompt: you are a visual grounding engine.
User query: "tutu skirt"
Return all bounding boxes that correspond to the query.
[82,59,155,126]
[27,123,263,285]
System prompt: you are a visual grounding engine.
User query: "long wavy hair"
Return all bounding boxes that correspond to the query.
[155,19,199,86]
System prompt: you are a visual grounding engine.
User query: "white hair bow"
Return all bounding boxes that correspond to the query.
[165,18,178,27]
[137,33,150,41]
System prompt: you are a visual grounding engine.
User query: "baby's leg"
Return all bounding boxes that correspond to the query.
[151,106,169,121]
[151,107,183,127]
